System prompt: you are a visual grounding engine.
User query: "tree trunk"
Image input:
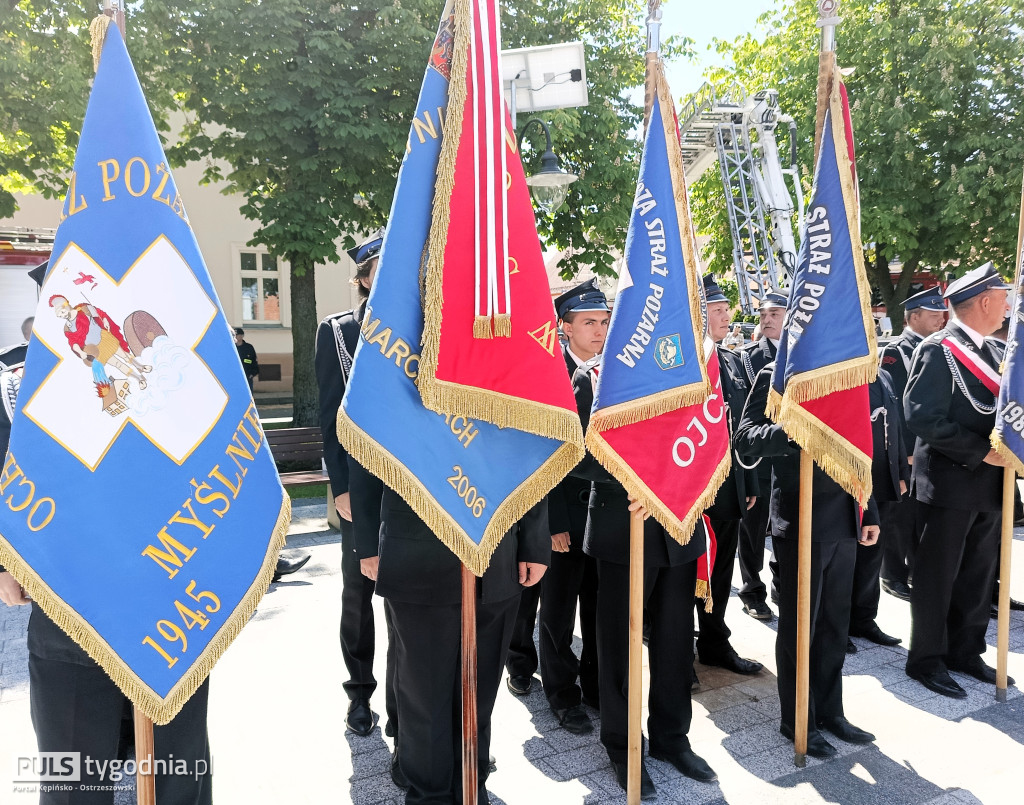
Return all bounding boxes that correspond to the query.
[289,253,319,427]
[887,256,920,336]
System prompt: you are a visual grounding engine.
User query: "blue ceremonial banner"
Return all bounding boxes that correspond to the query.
[337,1,583,576]
[767,55,876,503]
[992,173,1024,473]
[585,60,724,547]
[589,72,709,431]
[0,23,288,724]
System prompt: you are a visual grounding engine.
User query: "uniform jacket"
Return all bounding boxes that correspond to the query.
[734,364,876,542]
[236,341,260,379]
[547,346,596,542]
[879,327,923,461]
[869,369,910,504]
[569,365,708,568]
[738,338,778,486]
[315,304,385,558]
[706,346,759,521]
[375,490,550,606]
[904,321,1004,512]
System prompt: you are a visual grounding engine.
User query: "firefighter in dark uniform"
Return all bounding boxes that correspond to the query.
[696,276,762,676]
[848,369,908,649]
[736,291,788,620]
[315,229,396,737]
[876,286,947,601]
[576,375,718,797]
[518,279,609,735]
[903,263,1015,698]
[736,364,879,759]
[364,490,548,804]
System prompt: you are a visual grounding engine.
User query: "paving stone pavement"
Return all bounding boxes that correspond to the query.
[2,501,1023,804]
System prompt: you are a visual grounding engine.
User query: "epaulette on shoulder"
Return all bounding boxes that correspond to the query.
[320,309,357,327]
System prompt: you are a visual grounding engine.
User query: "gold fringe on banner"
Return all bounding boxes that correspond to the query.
[493,313,511,338]
[774,356,877,406]
[585,427,730,551]
[766,387,872,505]
[473,316,493,339]
[813,51,835,166]
[991,435,1024,479]
[589,383,710,432]
[337,408,583,577]
[89,15,112,72]
[0,492,290,725]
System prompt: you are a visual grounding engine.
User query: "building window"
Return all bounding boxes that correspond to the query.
[239,251,282,324]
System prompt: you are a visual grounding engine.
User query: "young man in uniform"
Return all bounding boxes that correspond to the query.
[736,292,788,620]
[315,229,396,738]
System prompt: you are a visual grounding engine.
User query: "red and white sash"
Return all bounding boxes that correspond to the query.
[941,333,1000,394]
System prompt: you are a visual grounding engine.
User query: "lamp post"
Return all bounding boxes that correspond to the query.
[516,118,578,216]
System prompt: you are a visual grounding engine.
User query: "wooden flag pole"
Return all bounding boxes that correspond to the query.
[794,451,814,766]
[627,510,645,805]
[461,564,479,805]
[996,468,1014,702]
[133,707,157,805]
[624,7,662,804]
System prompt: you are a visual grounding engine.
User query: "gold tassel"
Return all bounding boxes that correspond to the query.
[89,15,112,73]
[493,313,511,338]
[695,580,713,613]
[336,408,584,576]
[0,491,291,725]
[473,315,493,339]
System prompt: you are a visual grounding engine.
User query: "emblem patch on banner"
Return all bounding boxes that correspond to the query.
[655,334,685,370]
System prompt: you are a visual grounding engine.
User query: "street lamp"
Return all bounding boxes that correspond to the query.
[516,118,578,216]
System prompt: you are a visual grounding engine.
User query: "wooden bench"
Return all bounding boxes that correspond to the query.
[264,426,329,488]
[264,426,343,529]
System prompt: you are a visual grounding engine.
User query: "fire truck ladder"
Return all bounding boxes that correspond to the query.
[678,84,804,314]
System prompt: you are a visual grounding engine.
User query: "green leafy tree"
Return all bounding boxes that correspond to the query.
[691,0,1024,331]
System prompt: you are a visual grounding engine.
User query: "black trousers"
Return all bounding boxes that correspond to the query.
[774,537,855,732]
[595,559,696,764]
[505,581,540,678]
[538,546,599,709]
[28,616,211,805]
[850,534,884,631]
[738,492,770,606]
[695,516,739,659]
[389,594,519,805]
[879,499,916,585]
[340,520,398,728]
[906,502,1000,676]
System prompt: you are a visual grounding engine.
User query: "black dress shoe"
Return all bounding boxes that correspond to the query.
[949,658,1014,686]
[817,716,875,744]
[779,723,838,759]
[610,760,657,800]
[552,704,594,735]
[908,669,967,699]
[991,598,1024,618]
[700,647,763,675]
[1012,597,1024,612]
[488,754,496,774]
[346,698,376,735]
[390,752,409,790]
[742,601,774,621]
[846,638,857,654]
[272,552,311,582]
[384,719,396,738]
[650,747,718,782]
[881,578,912,602]
[849,622,902,646]
[506,674,533,696]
